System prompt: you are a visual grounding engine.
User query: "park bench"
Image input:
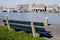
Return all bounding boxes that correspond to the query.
[3,20,52,37]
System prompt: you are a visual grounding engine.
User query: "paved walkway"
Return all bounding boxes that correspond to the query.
[45,24,60,40]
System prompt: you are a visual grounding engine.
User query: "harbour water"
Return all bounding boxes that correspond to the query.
[0,12,60,25]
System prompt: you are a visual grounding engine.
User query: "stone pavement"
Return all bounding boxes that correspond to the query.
[45,24,60,40]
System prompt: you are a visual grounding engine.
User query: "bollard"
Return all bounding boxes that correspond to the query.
[31,21,36,37]
[44,17,48,28]
[6,15,11,32]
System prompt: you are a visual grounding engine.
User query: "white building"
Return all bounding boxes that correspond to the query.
[46,5,59,13]
[31,4,46,13]
[46,6,53,12]
[17,4,31,12]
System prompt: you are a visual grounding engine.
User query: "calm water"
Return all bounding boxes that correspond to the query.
[0,12,60,25]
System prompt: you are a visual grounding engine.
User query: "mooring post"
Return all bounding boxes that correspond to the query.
[44,17,48,28]
[6,15,11,32]
[31,21,36,37]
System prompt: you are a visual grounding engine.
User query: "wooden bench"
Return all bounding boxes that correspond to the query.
[3,20,52,37]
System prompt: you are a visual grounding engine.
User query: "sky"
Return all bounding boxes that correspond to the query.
[0,0,60,7]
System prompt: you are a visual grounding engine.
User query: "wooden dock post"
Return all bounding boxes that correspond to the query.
[6,15,11,32]
[31,21,36,37]
[44,17,48,28]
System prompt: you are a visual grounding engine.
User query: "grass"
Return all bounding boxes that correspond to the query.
[0,25,45,40]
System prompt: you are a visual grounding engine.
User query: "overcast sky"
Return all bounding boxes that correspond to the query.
[0,0,60,7]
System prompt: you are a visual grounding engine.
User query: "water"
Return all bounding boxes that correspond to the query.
[0,12,60,25]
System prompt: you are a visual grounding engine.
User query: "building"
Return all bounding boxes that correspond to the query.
[31,4,46,13]
[17,4,30,12]
[46,6,53,12]
[52,5,59,12]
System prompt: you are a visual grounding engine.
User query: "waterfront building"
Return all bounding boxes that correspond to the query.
[52,5,59,13]
[46,4,60,13]
[16,5,21,10]
[46,6,53,12]
[31,4,46,13]
[17,4,30,12]
[8,8,14,12]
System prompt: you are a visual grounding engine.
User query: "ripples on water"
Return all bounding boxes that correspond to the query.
[0,12,60,25]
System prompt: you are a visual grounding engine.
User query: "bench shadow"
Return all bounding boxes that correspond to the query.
[14,27,53,38]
